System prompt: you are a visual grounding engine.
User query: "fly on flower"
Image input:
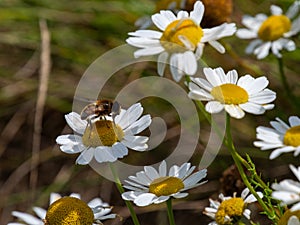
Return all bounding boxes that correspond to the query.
[80,99,121,133]
[56,103,152,164]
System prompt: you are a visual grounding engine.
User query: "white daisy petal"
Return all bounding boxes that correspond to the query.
[170,53,184,82]
[152,13,172,31]
[172,192,189,198]
[224,105,245,119]
[154,196,170,204]
[124,114,152,135]
[188,88,213,101]
[288,216,300,225]
[144,165,160,180]
[50,193,62,204]
[236,29,258,39]
[126,37,161,48]
[76,148,94,165]
[134,193,156,206]
[190,1,204,24]
[94,146,117,163]
[122,161,207,207]
[32,207,46,220]
[65,112,87,135]
[203,67,224,87]
[255,42,272,59]
[183,169,207,187]
[208,40,225,53]
[134,46,164,57]
[270,5,283,15]
[159,160,167,176]
[203,187,260,224]
[183,51,197,75]
[11,211,42,225]
[177,11,189,19]
[205,101,224,114]
[245,39,263,54]
[269,146,296,159]
[289,116,300,127]
[128,30,162,39]
[157,52,169,76]
[253,116,300,160]
[239,102,265,115]
[286,1,300,19]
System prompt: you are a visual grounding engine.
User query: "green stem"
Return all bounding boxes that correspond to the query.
[109,163,141,225]
[166,198,176,225]
[225,114,278,221]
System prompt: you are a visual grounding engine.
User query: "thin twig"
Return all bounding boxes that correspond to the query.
[0,102,32,158]
[30,19,51,198]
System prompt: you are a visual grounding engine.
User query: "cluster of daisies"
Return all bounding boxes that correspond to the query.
[8,0,300,225]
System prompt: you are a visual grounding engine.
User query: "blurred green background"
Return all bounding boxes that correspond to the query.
[0,0,299,224]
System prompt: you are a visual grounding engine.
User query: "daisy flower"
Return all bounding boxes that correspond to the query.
[236,1,300,59]
[56,103,151,165]
[188,67,276,119]
[121,160,207,206]
[8,193,116,225]
[127,1,236,82]
[136,0,232,29]
[203,188,263,225]
[272,165,300,212]
[288,216,300,225]
[254,116,300,159]
[277,209,300,225]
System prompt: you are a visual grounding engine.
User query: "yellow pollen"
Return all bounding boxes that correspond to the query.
[149,176,184,196]
[44,197,94,225]
[258,15,291,41]
[215,197,245,225]
[82,120,124,147]
[160,19,203,52]
[283,125,300,147]
[278,210,300,225]
[210,84,249,105]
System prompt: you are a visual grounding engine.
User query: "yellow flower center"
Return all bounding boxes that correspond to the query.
[283,125,300,147]
[82,120,124,147]
[44,197,94,225]
[215,197,245,225]
[210,84,249,105]
[149,176,184,196]
[278,210,300,225]
[160,19,203,52]
[258,15,291,41]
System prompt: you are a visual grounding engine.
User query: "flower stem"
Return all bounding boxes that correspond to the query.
[166,198,176,225]
[225,114,278,221]
[109,163,141,225]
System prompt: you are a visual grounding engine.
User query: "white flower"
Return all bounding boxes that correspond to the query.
[272,165,300,211]
[254,116,300,159]
[188,67,276,119]
[203,188,263,225]
[236,1,300,59]
[121,160,207,206]
[288,216,300,225]
[56,103,151,165]
[8,193,116,225]
[127,1,236,82]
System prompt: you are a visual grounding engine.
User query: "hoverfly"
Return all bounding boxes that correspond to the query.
[80,99,121,127]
